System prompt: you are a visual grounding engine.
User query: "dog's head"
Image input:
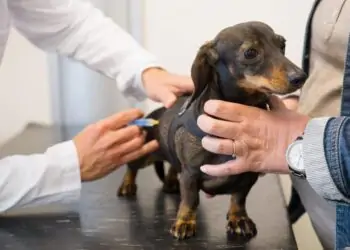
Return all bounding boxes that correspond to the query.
[184,21,306,110]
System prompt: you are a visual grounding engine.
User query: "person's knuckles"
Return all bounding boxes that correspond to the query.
[197,115,208,131]
[201,136,216,153]
[215,139,232,155]
[251,159,264,172]
[199,115,241,139]
[119,135,145,153]
[203,100,225,116]
[124,125,142,136]
[204,100,242,121]
[202,137,232,155]
[223,165,235,175]
[203,164,233,176]
[241,119,254,134]
[103,126,141,148]
[197,115,222,134]
[132,135,146,147]
[119,109,144,124]
[163,94,176,108]
[233,140,247,157]
[142,139,159,149]
[143,141,159,154]
[127,141,158,160]
[106,132,143,159]
[121,140,158,163]
[249,137,264,150]
[88,122,107,137]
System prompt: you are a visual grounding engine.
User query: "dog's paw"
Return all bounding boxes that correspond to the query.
[226,215,257,241]
[117,183,137,197]
[170,220,196,240]
[162,179,180,194]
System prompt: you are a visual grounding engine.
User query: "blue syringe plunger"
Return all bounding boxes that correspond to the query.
[129,118,159,127]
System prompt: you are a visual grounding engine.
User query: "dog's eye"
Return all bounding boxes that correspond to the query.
[244,48,258,60]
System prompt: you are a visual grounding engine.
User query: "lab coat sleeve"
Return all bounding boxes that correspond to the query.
[7,0,163,101]
[0,140,81,213]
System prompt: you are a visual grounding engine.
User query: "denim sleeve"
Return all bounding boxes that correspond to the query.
[324,117,350,201]
[303,117,350,203]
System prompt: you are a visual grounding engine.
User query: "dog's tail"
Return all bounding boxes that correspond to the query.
[153,161,165,183]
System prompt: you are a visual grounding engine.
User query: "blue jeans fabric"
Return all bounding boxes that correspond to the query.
[325,117,350,200]
[336,204,350,249]
[323,33,350,249]
[324,117,350,249]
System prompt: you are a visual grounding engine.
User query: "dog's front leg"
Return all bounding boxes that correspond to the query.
[226,192,257,241]
[170,168,199,240]
[117,167,138,197]
[226,174,259,241]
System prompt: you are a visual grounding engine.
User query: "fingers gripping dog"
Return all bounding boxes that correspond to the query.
[117,21,306,242]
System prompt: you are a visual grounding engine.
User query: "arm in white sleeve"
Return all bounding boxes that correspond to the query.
[0,141,81,213]
[7,0,163,101]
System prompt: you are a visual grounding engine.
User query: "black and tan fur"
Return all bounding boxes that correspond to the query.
[117,21,306,242]
[117,107,181,197]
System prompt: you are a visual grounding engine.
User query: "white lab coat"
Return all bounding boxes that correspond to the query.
[0,0,162,213]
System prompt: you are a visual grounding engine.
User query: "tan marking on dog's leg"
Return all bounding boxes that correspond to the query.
[226,192,257,240]
[117,168,138,197]
[170,202,197,240]
[170,170,199,240]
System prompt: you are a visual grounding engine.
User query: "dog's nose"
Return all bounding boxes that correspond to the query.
[288,71,307,87]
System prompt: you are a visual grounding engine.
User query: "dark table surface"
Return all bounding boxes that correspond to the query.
[0,123,297,250]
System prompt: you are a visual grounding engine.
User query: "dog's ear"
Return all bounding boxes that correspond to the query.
[276,34,286,55]
[180,40,219,113]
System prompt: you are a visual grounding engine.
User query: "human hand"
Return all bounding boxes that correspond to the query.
[73,109,159,181]
[142,67,194,108]
[281,95,299,111]
[197,95,309,176]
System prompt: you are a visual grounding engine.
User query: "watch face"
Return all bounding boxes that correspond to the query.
[286,140,304,172]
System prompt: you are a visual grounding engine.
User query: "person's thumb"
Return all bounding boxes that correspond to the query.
[268,95,287,111]
[199,159,247,177]
[159,90,177,108]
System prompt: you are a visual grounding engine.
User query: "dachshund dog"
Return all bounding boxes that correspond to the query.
[117,107,181,197]
[117,21,307,241]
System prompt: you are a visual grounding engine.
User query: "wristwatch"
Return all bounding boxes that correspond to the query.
[285,135,306,178]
